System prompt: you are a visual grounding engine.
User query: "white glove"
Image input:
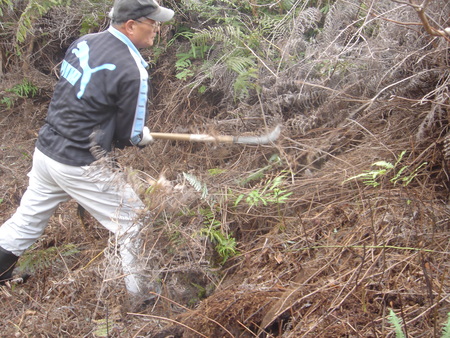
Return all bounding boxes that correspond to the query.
[138,126,154,146]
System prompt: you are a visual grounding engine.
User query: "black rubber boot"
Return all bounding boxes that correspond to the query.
[0,247,19,284]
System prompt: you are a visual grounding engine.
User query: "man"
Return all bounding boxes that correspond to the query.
[0,0,174,299]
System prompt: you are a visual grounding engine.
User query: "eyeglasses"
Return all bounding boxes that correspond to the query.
[135,19,160,29]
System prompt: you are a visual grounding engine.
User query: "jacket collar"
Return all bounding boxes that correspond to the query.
[107,26,148,69]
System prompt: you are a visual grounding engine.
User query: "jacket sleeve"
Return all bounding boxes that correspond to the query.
[114,75,149,148]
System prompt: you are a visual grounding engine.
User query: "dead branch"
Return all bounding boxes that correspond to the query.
[392,0,450,42]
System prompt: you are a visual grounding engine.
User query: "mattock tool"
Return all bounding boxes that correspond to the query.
[150,125,281,145]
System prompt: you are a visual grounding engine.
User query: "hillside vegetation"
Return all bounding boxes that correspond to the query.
[0,0,449,337]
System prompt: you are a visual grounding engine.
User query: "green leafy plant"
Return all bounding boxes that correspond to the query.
[8,79,39,98]
[442,313,450,338]
[199,208,237,264]
[1,0,103,74]
[208,168,227,176]
[169,29,211,81]
[388,309,405,338]
[183,172,209,200]
[0,96,14,109]
[17,243,79,274]
[181,171,238,263]
[175,0,335,101]
[93,318,118,337]
[344,160,393,187]
[1,79,39,108]
[175,42,211,80]
[235,173,292,209]
[191,282,207,299]
[0,0,13,16]
[79,14,101,35]
[15,0,72,43]
[388,309,450,338]
[239,154,282,185]
[168,0,286,101]
[343,151,427,187]
[190,26,259,100]
[181,172,237,262]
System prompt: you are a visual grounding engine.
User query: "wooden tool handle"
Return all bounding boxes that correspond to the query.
[150,132,234,143]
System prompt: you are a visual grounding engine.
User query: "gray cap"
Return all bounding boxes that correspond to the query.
[111,0,174,23]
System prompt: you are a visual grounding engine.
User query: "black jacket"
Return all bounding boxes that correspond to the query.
[37,26,149,166]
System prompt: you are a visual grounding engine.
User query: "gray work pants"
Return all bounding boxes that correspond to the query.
[0,148,145,294]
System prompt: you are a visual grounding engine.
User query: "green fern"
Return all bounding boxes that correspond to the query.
[182,0,248,24]
[0,0,13,16]
[442,313,450,338]
[388,309,405,338]
[388,309,450,338]
[280,0,296,11]
[233,67,259,100]
[93,318,116,337]
[239,154,282,185]
[173,36,211,81]
[170,1,301,101]
[199,208,237,264]
[258,12,285,36]
[183,172,208,200]
[17,244,79,273]
[226,55,257,74]
[16,0,71,43]
[0,96,15,109]
[7,79,39,98]
[235,173,292,208]
[189,25,260,99]
[343,151,427,188]
[192,26,244,47]
[175,53,194,80]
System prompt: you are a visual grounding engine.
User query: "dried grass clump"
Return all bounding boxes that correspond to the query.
[148,130,448,338]
[140,82,449,336]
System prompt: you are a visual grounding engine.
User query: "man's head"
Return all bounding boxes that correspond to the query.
[110,0,174,48]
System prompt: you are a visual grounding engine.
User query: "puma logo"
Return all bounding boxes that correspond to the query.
[71,41,116,99]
